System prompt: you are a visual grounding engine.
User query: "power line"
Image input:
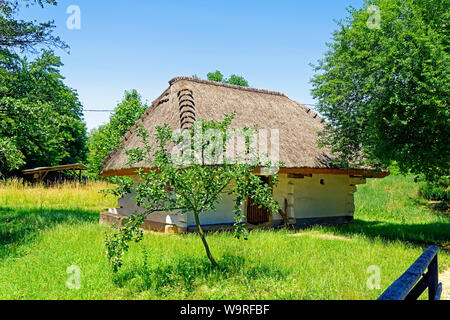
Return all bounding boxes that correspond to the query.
[84,103,320,113]
[83,109,114,112]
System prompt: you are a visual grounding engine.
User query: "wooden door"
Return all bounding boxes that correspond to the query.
[246,176,271,225]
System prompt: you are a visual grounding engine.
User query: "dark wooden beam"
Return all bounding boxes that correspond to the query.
[101,167,390,179]
[378,246,440,300]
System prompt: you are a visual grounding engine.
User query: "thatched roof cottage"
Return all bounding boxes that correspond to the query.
[100,76,388,233]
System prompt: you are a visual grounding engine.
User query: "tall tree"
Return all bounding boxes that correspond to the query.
[0,0,84,175]
[206,70,224,83]
[87,90,148,176]
[206,70,249,87]
[311,0,449,181]
[0,51,87,174]
[0,136,24,174]
[0,0,67,52]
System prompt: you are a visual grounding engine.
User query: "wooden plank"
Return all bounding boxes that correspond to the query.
[39,171,49,183]
[378,246,439,300]
[278,168,389,178]
[23,163,87,175]
[288,174,309,179]
[435,283,442,301]
[405,275,428,300]
[349,176,366,185]
[427,255,438,300]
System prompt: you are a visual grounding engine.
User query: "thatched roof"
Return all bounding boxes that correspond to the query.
[100,77,387,178]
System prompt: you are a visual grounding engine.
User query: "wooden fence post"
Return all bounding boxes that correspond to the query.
[428,255,438,300]
[378,246,442,300]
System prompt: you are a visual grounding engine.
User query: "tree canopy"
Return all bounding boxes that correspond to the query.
[0,49,87,174]
[87,90,148,176]
[311,0,449,181]
[0,1,86,175]
[206,70,249,87]
[0,0,66,53]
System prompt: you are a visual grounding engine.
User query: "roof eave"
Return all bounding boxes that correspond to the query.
[100,167,390,179]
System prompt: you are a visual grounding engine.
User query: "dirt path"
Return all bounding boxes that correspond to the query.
[289,233,352,241]
[440,268,450,300]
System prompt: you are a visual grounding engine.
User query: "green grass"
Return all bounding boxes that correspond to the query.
[0,176,448,300]
[0,179,116,260]
[325,175,450,246]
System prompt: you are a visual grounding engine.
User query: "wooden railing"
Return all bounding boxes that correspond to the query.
[378,246,442,300]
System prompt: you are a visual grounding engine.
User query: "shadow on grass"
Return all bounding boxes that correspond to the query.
[409,196,449,217]
[0,206,99,259]
[114,253,287,296]
[325,219,450,246]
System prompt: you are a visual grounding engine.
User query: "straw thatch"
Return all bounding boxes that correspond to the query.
[100,77,386,178]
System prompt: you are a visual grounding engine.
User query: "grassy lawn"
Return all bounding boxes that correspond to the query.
[0,176,448,300]
[325,175,449,246]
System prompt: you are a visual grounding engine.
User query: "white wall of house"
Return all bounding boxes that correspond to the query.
[116,191,187,229]
[273,174,356,220]
[186,191,238,228]
[111,173,363,231]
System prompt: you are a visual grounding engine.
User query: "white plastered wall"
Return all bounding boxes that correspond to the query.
[272,174,357,221]
[185,184,238,228]
[112,174,362,229]
[115,176,187,230]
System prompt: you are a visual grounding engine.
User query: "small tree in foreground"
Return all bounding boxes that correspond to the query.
[105,114,281,271]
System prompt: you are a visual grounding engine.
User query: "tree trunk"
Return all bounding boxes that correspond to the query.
[193,211,218,267]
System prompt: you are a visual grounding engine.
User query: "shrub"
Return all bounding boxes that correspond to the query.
[419,182,448,201]
[433,200,448,211]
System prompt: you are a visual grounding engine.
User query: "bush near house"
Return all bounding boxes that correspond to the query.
[418,176,449,201]
[417,176,449,211]
[419,183,448,201]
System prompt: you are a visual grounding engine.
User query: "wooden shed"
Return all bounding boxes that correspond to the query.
[22,163,87,184]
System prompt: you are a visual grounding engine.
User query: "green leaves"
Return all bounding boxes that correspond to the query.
[206,70,250,87]
[0,0,67,53]
[0,2,79,174]
[225,75,249,87]
[87,90,148,176]
[104,213,146,273]
[311,0,449,181]
[0,50,87,174]
[206,70,224,83]
[0,136,24,173]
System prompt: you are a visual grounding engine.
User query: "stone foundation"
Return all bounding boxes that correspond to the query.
[100,212,186,234]
[99,212,353,234]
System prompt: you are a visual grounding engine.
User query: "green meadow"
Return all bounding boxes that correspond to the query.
[0,176,448,300]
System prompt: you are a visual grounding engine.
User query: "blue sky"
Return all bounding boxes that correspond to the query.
[19,0,365,130]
